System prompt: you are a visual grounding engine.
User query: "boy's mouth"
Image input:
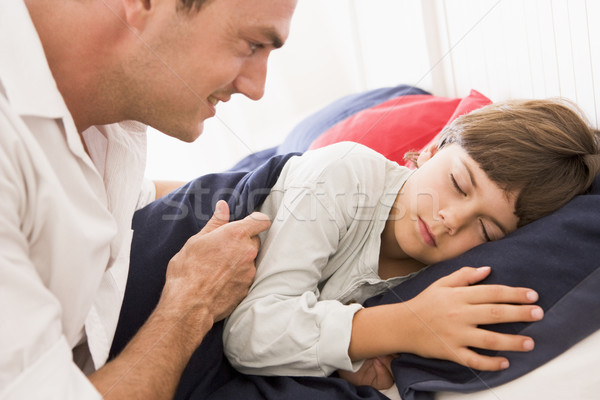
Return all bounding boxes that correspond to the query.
[418,217,437,247]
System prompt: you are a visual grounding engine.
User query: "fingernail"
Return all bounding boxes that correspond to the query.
[477,266,490,272]
[250,211,270,221]
[526,291,538,302]
[531,307,544,320]
[523,339,535,351]
[500,360,509,369]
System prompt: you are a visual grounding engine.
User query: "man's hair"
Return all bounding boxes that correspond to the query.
[437,98,600,227]
[177,0,212,12]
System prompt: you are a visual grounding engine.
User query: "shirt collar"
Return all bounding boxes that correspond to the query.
[0,0,70,119]
[0,0,148,170]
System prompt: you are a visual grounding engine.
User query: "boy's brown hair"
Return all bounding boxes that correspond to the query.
[436,98,600,227]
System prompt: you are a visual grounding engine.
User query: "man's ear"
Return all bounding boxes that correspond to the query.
[122,0,153,33]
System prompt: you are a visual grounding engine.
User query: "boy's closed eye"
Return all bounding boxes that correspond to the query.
[451,160,512,243]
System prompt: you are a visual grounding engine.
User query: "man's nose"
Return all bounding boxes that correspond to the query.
[233,56,268,101]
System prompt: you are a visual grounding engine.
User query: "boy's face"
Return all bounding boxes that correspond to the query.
[392,144,519,265]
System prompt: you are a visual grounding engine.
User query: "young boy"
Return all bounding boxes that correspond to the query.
[222,99,600,388]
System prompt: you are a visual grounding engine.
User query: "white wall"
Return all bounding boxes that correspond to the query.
[146,0,600,182]
[424,0,600,127]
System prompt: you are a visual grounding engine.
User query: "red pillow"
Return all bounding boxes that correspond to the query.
[308,90,491,166]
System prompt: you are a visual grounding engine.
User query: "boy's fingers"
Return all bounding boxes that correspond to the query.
[435,266,491,287]
[451,332,537,370]
[441,300,543,327]
[468,303,544,325]
[454,349,511,372]
[436,268,540,305]
[465,330,536,354]
[459,284,539,305]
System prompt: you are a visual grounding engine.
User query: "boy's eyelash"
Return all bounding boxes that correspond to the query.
[480,220,492,242]
[450,173,491,242]
[451,174,467,196]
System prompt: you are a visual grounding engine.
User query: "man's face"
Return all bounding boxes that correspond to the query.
[125,0,297,141]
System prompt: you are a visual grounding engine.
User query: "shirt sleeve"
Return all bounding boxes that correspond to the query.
[223,146,369,377]
[136,177,157,209]
[0,113,101,399]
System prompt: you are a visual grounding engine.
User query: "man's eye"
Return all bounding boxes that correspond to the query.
[249,42,264,54]
[451,174,467,196]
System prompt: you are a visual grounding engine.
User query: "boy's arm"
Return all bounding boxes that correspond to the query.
[349,266,543,371]
[223,145,385,377]
[221,181,360,377]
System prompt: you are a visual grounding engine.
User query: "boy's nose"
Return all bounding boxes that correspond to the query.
[438,210,455,235]
[439,207,468,236]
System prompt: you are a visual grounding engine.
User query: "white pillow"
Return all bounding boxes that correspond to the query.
[381,329,600,400]
[436,329,600,400]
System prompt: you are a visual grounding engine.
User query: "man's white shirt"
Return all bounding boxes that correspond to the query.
[0,1,154,398]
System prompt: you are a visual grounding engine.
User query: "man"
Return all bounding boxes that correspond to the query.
[0,0,297,398]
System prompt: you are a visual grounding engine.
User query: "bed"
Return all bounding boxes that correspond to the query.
[113,85,600,399]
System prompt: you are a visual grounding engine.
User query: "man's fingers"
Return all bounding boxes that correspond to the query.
[200,200,231,235]
[234,211,271,237]
[199,201,270,240]
[250,235,261,251]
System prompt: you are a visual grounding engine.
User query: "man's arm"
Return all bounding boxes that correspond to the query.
[90,201,270,399]
[89,303,212,399]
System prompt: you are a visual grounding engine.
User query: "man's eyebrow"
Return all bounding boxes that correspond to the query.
[461,158,509,236]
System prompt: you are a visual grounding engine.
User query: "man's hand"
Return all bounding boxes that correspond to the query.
[159,200,271,342]
[90,201,270,399]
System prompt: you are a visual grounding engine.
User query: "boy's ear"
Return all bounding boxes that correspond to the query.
[416,142,438,167]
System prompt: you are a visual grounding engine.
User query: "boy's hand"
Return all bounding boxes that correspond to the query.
[337,355,396,390]
[404,266,543,371]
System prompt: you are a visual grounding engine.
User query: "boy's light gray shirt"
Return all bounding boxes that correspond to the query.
[224,142,416,377]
